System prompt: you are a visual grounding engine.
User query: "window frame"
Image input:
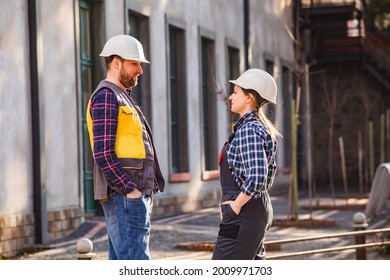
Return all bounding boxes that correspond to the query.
[166,20,191,183]
[199,28,219,180]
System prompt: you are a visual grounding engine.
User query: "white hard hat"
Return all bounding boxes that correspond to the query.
[100,35,149,63]
[229,69,277,104]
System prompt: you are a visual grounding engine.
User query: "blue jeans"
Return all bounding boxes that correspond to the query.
[100,192,153,260]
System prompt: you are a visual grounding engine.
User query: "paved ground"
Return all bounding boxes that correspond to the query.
[18,188,390,260]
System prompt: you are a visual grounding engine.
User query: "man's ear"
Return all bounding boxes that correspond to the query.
[112,57,122,70]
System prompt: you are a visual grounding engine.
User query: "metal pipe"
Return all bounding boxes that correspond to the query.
[265,228,390,245]
[28,0,46,244]
[243,0,249,69]
[267,240,390,260]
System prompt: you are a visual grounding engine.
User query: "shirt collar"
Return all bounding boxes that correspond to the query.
[233,110,259,132]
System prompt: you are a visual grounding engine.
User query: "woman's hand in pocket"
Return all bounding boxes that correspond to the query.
[222,192,252,215]
[222,200,241,215]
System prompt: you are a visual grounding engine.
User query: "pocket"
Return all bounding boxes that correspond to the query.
[218,223,240,240]
[116,105,146,159]
[126,196,152,228]
[225,204,240,218]
[120,158,144,170]
[221,204,241,226]
[120,159,144,188]
[100,195,118,224]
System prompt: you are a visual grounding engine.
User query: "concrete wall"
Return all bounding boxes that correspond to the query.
[0,0,81,214]
[0,0,82,257]
[0,0,33,216]
[39,0,80,210]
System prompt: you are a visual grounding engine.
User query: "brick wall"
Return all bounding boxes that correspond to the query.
[0,207,83,258]
[0,213,35,258]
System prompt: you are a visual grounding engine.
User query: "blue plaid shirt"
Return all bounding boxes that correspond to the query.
[226,110,278,198]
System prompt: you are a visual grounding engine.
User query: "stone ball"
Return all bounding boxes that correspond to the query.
[76,238,93,254]
[353,212,366,224]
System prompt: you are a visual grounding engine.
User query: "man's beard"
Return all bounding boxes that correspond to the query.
[119,69,138,89]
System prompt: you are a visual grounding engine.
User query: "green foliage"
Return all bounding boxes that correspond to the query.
[366,0,390,31]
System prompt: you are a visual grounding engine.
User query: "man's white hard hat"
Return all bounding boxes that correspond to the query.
[229,69,277,104]
[100,35,149,63]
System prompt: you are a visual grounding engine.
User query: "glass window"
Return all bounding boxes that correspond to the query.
[227,46,240,128]
[201,37,218,172]
[265,59,276,123]
[128,11,151,123]
[169,25,189,174]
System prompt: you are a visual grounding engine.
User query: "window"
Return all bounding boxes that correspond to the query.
[282,66,292,171]
[128,11,151,122]
[201,37,219,178]
[227,46,240,128]
[265,59,276,123]
[168,25,190,181]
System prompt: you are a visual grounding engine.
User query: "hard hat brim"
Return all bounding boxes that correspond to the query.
[99,53,150,64]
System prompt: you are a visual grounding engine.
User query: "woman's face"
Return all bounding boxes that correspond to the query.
[229,85,254,116]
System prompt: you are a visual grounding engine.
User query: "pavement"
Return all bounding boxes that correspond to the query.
[18,187,390,260]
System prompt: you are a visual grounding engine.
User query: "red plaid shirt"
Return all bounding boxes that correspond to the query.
[89,88,137,194]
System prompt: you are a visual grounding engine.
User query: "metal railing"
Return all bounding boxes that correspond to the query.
[267,213,390,260]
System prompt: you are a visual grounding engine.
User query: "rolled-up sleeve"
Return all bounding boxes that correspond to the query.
[235,126,269,196]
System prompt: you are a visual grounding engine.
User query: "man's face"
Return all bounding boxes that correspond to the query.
[119,60,143,89]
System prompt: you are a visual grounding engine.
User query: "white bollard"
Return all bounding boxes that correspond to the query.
[352,212,368,260]
[76,238,96,260]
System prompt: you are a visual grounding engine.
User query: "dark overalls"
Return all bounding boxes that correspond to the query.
[212,141,273,260]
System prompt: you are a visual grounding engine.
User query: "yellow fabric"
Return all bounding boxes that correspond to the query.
[86,101,146,161]
[116,105,146,159]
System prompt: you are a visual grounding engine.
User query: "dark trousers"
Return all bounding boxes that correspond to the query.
[212,192,273,260]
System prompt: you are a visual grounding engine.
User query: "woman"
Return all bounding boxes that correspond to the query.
[212,68,281,260]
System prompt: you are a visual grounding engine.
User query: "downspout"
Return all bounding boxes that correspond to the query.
[28,0,47,244]
[243,0,250,70]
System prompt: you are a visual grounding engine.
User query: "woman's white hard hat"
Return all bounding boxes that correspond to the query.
[100,35,149,63]
[229,68,277,104]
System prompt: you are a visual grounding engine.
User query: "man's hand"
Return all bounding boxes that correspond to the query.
[126,188,143,199]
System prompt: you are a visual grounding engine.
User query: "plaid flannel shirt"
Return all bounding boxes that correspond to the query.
[89,88,137,194]
[226,110,278,198]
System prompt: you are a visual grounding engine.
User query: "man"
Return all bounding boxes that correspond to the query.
[86,35,165,260]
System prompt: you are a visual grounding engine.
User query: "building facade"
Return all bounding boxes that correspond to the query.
[0,0,294,257]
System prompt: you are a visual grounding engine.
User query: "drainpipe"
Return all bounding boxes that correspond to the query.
[243,0,250,69]
[28,0,47,245]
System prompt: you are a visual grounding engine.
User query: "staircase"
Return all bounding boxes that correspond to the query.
[300,1,390,90]
[363,35,390,90]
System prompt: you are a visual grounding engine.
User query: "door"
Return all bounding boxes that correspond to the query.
[79,1,96,213]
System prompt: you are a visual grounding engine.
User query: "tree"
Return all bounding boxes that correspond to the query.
[318,65,354,198]
[361,0,390,33]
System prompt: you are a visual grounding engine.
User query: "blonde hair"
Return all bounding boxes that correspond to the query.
[243,88,281,141]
